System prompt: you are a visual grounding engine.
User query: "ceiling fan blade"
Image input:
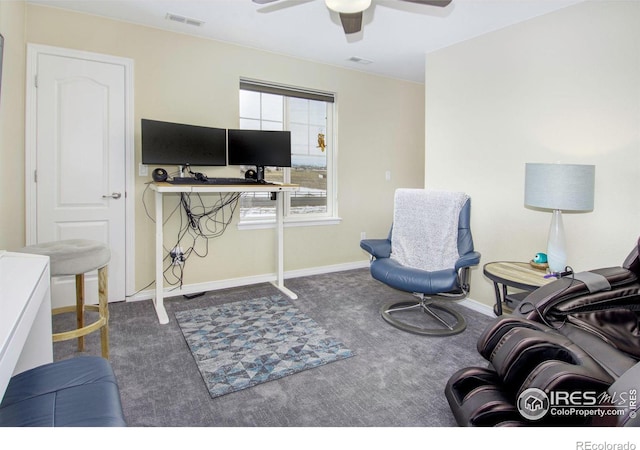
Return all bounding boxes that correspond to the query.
[399,0,453,6]
[252,0,280,4]
[339,12,363,34]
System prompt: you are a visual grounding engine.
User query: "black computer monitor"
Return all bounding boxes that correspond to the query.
[227,129,291,182]
[141,119,227,168]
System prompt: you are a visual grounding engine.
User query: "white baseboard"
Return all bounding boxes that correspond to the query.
[459,297,496,317]
[285,260,370,279]
[127,259,497,319]
[127,260,371,302]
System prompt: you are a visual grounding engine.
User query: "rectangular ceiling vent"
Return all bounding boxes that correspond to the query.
[165,13,205,27]
[348,56,373,65]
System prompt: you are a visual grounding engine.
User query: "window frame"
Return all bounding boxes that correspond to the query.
[237,79,340,229]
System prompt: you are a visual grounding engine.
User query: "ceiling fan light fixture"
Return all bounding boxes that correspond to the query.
[325,0,372,14]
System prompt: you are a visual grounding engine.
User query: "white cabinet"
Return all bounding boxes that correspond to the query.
[0,251,53,401]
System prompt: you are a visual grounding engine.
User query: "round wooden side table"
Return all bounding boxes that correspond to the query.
[483,261,554,316]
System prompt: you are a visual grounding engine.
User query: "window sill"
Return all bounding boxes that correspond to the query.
[237,216,342,230]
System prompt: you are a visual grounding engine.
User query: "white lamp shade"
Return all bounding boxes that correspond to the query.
[525,163,595,212]
[325,0,372,14]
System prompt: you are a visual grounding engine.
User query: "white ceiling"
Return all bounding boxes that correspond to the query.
[27,0,583,83]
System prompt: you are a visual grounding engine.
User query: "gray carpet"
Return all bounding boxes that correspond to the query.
[52,268,493,427]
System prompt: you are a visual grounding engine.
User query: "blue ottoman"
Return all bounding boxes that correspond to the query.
[0,356,126,427]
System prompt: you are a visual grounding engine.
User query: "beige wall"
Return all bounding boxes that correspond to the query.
[425,0,640,309]
[0,0,27,250]
[11,4,425,294]
[11,2,634,309]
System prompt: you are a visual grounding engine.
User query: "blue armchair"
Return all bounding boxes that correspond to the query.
[360,189,481,336]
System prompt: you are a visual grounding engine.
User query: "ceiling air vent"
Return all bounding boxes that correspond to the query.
[165,13,205,27]
[347,56,373,65]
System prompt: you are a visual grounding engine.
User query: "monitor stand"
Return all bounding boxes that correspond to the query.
[256,165,266,184]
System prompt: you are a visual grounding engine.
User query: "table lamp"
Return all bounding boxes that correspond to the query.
[524,163,595,273]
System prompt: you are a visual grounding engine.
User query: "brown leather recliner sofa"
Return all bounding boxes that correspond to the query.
[445,238,640,426]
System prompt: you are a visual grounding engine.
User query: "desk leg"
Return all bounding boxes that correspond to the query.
[271,191,298,300]
[154,190,169,324]
[492,282,503,316]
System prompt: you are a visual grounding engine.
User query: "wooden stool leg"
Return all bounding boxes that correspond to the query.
[76,274,85,352]
[98,266,109,359]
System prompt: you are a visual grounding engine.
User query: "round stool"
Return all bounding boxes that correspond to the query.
[19,239,111,359]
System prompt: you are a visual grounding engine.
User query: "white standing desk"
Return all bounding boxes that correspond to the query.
[0,251,53,401]
[149,182,300,324]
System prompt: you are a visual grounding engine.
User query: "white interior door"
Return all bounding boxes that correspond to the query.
[31,49,129,306]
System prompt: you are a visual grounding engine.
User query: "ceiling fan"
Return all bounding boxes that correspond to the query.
[252,0,453,35]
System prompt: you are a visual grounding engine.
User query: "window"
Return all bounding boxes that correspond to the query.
[237,79,338,226]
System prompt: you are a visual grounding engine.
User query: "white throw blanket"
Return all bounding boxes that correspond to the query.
[390,189,469,272]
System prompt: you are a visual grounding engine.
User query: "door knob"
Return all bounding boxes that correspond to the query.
[102,192,122,199]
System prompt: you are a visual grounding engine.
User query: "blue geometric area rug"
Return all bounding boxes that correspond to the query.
[175,295,354,399]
